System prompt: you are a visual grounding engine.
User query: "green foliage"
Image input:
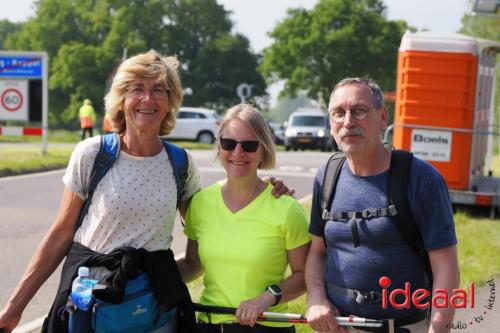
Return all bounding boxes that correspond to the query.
[186,33,266,110]
[2,0,266,128]
[0,20,22,49]
[260,0,409,106]
[269,94,316,123]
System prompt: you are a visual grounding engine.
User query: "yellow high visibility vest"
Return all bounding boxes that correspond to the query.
[79,105,96,128]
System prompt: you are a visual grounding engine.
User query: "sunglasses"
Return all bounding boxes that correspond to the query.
[219,138,260,153]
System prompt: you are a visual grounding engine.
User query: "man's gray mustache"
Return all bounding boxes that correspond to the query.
[339,127,364,138]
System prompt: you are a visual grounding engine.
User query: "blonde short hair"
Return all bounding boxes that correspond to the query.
[104,50,183,135]
[217,104,276,170]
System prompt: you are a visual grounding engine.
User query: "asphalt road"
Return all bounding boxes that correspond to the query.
[0,149,326,327]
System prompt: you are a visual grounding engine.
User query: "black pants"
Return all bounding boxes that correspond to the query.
[81,127,93,140]
[197,322,295,333]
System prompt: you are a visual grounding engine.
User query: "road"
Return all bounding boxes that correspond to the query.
[0,149,327,327]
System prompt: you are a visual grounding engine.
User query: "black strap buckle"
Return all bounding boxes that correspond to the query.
[361,209,378,219]
[354,290,382,304]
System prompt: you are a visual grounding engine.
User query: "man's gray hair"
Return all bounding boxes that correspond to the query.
[330,77,384,109]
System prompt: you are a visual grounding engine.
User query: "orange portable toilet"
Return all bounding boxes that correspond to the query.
[393,32,500,191]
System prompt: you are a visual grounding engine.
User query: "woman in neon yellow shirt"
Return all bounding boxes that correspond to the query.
[178,104,311,333]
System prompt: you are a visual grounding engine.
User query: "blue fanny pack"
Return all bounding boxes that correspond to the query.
[67,273,177,333]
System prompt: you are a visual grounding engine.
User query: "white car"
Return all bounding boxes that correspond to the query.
[284,108,336,151]
[168,107,221,143]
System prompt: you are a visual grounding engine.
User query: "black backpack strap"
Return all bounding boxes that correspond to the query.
[388,150,433,284]
[320,152,346,246]
[76,133,120,231]
[161,139,189,208]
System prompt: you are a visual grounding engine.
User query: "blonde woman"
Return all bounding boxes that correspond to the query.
[178,104,311,333]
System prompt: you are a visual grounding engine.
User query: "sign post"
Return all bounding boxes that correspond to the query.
[236,83,252,103]
[0,51,49,154]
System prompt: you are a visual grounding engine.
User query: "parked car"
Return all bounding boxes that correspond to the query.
[284,108,337,151]
[267,122,285,145]
[168,107,220,143]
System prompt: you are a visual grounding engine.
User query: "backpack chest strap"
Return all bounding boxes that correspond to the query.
[323,205,398,247]
[322,204,397,221]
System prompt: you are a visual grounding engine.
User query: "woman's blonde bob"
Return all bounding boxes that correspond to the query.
[104,50,183,135]
[217,104,276,170]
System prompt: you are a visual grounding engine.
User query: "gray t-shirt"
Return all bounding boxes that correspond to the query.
[309,155,457,319]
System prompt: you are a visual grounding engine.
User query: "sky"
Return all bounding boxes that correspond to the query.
[0,0,472,105]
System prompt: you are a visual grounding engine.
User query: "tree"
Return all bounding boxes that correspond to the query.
[185,33,266,109]
[0,20,21,50]
[268,93,315,123]
[260,0,409,106]
[3,0,266,128]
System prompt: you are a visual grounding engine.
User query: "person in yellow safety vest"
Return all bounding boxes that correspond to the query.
[102,113,113,134]
[79,98,97,140]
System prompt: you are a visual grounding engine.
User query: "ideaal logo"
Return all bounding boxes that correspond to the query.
[377,277,496,330]
[446,279,496,330]
[378,276,474,309]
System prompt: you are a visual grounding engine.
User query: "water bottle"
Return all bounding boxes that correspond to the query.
[70,266,97,311]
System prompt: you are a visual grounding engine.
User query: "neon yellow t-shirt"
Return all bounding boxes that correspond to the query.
[184,181,311,326]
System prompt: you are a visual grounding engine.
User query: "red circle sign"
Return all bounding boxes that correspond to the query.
[1,88,23,112]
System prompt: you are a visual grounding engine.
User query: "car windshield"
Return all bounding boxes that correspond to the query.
[291,116,326,126]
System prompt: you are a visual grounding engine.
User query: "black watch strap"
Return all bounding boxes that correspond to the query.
[266,284,282,306]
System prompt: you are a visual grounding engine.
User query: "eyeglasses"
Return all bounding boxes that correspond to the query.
[219,138,260,153]
[330,106,371,123]
[126,85,169,100]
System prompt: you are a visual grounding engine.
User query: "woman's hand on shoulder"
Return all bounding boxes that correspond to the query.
[235,292,275,327]
[263,176,296,198]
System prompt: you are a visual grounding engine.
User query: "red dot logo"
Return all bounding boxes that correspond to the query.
[379,276,392,288]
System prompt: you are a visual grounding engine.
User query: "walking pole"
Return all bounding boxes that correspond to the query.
[193,303,383,328]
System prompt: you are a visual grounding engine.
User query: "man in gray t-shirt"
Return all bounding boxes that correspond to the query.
[305,78,458,333]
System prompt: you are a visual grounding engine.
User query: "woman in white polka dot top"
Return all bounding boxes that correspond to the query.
[0,50,202,332]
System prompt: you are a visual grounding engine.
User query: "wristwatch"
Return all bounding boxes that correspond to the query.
[266,284,283,306]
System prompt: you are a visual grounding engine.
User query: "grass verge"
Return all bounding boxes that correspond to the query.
[454,211,500,288]
[0,147,74,177]
[0,137,214,177]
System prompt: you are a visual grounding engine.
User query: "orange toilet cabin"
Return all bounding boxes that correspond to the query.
[391,31,500,211]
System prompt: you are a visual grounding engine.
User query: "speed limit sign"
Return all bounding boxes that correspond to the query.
[2,88,23,111]
[0,80,28,120]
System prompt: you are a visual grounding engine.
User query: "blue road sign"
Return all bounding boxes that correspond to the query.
[0,56,43,78]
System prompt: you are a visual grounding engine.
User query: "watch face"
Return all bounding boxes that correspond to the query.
[268,285,282,296]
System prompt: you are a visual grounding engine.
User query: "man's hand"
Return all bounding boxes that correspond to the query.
[0,305,22,333]
[307,299,347,333]
[263,176,296,198]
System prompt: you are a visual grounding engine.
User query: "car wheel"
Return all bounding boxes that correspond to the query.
[285,146,291,151]
[197,131,214,144]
